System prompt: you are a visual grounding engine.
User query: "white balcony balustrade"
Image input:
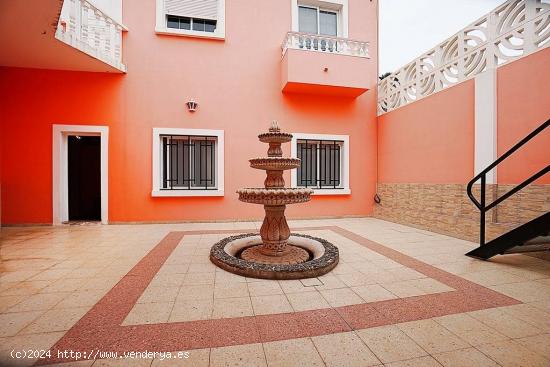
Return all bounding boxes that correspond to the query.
[56,0,126,72]
[378,0,550,115]
[282,32,369,58]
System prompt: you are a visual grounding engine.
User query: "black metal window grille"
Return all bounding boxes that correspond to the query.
[297,139,343,189]
[161,135,217,190]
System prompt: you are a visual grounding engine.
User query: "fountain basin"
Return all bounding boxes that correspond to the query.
[249,157,300,171]
[258,132,293,144]
[210,233,339,279]
[237,188,312,205]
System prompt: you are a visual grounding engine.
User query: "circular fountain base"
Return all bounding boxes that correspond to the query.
[210,233,339,280]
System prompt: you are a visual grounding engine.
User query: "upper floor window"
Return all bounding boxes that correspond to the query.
[156,0,225,39]
[299,6,337,36]
[291,0,348,38]
[167,15,216,33]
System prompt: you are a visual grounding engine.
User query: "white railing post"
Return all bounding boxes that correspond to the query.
[281,31,369,58]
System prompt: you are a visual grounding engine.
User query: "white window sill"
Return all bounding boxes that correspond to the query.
[301,188,351,196]
[152,190,224,197]
[155,27,225,40]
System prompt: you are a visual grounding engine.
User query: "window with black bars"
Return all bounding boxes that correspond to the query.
[161,135,217,190]
[297,139,343,189]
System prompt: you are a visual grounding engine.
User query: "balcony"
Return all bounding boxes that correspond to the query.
[281,32,371,97]
[56,0,126,72]
[0,0,126,73]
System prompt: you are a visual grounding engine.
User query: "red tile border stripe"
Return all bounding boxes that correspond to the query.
[35,226,521,365]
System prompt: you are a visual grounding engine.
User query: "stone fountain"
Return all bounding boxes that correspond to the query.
[210,122,339,279]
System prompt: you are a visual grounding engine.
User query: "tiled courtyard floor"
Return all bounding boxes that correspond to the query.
[1,218,550,366]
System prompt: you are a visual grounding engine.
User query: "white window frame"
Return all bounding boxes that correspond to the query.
[152,128,224,197]
[291,0,348,38]
[291,133,350,195]
[52,124,109,225]
[155,0,226,40]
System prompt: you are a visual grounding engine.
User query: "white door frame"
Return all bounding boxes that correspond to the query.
[52,124,109,224]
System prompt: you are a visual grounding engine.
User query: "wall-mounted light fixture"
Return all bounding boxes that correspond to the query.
[186,99,198,112]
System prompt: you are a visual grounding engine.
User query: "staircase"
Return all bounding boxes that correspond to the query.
[465,119,550,260]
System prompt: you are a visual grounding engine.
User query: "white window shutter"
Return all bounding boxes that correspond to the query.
[164,0,218,20]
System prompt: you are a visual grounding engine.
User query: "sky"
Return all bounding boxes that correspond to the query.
[379,0,505,75]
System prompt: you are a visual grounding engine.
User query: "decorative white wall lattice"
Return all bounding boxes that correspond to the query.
[377,0,550,115]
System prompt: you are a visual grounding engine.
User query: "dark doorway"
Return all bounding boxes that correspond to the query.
[68,135,101,221]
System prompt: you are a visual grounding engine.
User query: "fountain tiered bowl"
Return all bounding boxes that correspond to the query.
[209,122,339,280]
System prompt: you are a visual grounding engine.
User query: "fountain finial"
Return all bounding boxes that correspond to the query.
[269,120,280,133]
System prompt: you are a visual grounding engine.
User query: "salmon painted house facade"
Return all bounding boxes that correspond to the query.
[0,0,378,225]
[1,0,549,241]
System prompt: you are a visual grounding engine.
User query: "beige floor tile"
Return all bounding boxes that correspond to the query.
[263,338,325,367]
[489,281,550,303]
[279,280,316,294]
[408,278,453,294]
[41,278,87,293]
[210,343,266,367]
[54,291,105,309]
[381,281,427,298]
[123,302,172,325]
[312,331,381,367]
[184,272,215,285]
[461,270,528,286]
[0,295,26,313]
[336,272,374,287]
[498,304,550,332]
[212,297,253,319]
[319,288,363,307]
[515,334,550,359]
[314,274,347,291]
[397,319,470,354]
[433,347,499,367]
[7,292,68,313]
[384,355,442,367]
[251,295,293,315]
[137,287,179,304]
[177,285,214,301]
[286,291,330,312]
[20,307,88,334]
[187,263,216,274]
[0,280,52,296]
[151,349,210,366]
[148,274,186,288]
[357,325,427,363]
[0,311,43,337]
[476,339,550,367]
[169,298,213,322]
[434,313,508,346]
[214,282,249,299]
[247,281,283,297]
[468,308,542,338]
[352,284,398,303]
[214,271,248,284]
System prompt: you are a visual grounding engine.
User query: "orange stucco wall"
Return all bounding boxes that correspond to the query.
[377,80,475,184]
[377,48,549,186]
[496,48,550,184]
[0,0,379,225]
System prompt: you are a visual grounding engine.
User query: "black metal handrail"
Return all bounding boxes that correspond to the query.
[466,118,550,246]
